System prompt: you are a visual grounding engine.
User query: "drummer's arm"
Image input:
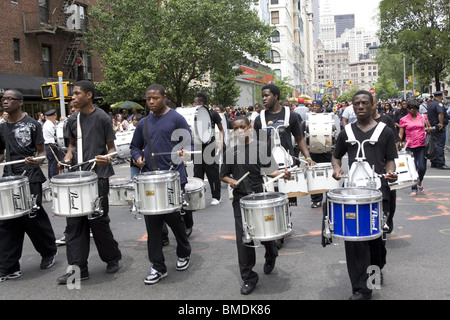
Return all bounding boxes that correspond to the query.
[25,142,46,167]
[384,159,397,183]
[295,134,315,166]
[95,141,116,166]
[331,155,344,180]
[63,137,76,165]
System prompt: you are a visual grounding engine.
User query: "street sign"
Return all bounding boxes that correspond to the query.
[369,88,375,94]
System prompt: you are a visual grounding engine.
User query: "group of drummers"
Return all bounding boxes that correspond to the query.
[0,82,417,300]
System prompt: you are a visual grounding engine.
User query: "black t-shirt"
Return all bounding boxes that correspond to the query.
[375,114,401,143]
[220,140,278,198]
[66,108,115,178]
[0,115,46,183]
[333,122,398,175]
[253,107,303,155]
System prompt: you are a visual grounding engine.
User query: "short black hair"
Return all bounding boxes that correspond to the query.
[195,92,208,105]
[5,89,23,101]
[262,84,280,101]
[352,90,373,105]
[146,84,166,96]
[407,100,420,109]
[233,115,250,126]
[75,80,96,101]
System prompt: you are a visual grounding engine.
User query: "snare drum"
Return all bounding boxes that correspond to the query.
[183,177,206,211]
[42,180,52,203]
[307,163,339,194]
[134,170,182,215]
[55,121,67,151]
[388,150,418,190]
[109,177,133,206]
[115,130,134,159]
[277,168,308,197]
[176,106,213,144]
[0,176,32,220]
[51,171,99,218]
[305,113,338,153]
[326,188,383,241]
[240,192,291,242]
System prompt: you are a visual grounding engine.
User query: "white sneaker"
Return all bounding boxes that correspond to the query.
[176,257,190,271]
[144,268,167,285]
[211,198,221,206]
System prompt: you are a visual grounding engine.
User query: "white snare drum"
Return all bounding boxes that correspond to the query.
[389,151,418,190]
[0,176,32,220]
[56,121,67,151]
[133,170,182,215]
[240,192,291,242]
[307,163,340,194]
[115,130,134,159]
[305,113,338,153]
[176,106,213,144]
[42,180,52,203]
[183,177,206,211]
[51,171,101,218]
[277,168,308,197]
[109,177,133,206]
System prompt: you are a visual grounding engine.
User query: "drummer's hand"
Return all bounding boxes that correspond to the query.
[384,171,398,183]
[306,157,316,166]
[136,157,146,169]
[332,168,344,180]
[58,157,71,170]
[229,179,239,189]
[25,156,42,168]
[282,168,291,180]
[95,154,111,167]
[178,149,191,162]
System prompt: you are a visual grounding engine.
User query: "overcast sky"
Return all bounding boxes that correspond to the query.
[327,0,381,31]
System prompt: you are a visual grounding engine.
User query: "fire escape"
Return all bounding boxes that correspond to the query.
[23,0,87,80]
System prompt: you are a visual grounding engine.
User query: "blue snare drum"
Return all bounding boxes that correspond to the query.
[326,188,383,241]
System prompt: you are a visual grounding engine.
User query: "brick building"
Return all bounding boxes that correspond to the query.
[0,0,103,117]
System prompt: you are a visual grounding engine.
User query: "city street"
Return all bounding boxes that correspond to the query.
[1,154,450,304]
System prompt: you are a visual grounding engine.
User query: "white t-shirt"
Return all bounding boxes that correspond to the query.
[342,105,357,124]
[43,119,56,144]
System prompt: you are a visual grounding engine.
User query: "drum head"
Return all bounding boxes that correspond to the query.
[51,171,98,184]
[134,170,180,183]
[185,177,204,192]
[327,188,382,203]
[110,177,132,187]
[195,106,213,144]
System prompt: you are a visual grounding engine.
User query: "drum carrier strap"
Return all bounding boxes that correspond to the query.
[144,116,159,171]
[344,122,386,147]
[2,125,13,176]
[260,106,290,129]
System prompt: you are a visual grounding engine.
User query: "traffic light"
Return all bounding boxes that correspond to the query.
[41,82,74,100]
[326,81,332,87]
[41,84,57,99]
[348,80,353,86]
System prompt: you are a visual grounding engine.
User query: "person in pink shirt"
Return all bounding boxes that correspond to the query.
[398,100,433,196]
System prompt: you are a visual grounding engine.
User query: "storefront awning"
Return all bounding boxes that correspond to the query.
[0,72,54,98]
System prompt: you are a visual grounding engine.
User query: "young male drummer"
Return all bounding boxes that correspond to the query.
[220,115,290,295]
[130,84,192,285]
[331,90,398,300]
[56,81,122,284]
[0,89,57,282]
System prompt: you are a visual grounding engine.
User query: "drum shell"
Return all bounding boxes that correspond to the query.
[305,113,337,153]
[115,130,134,159]
[327,188,383,241]
[277,168,308,197]
[388,151,418,190]
[0,176,32,220]
[183,177,205,211]
[176,106,213,145]
[109,177,133,206]
[240,192,291,241]
[134,171,182,215]
[307,163,340,194]
[51,172,99,217]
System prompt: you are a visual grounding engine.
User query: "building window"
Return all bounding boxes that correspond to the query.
[13,39,20,62]
[42,45,53,78]
[272,30,280,42]
[271,0,279,4]
[39,0,50,24]
[271,11,279,24]
[270,50,281,63]
[274,69,281,78]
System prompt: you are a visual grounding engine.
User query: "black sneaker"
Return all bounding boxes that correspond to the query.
[144,268,167,285]
[57,269,89,284]
[40,252,57,269]
[240,282,256,295]
[263,258,276,274]
[106,261,120,274]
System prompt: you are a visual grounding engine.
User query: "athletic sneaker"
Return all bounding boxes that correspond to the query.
[55,236,66,246]
[211,198,221,206]
[0,271,22,283]
[176,256,190,271]
[40,252,57,269]
[144,268,167,285]
[311,202,322,208]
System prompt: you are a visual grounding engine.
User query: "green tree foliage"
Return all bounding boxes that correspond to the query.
[85,0,274,106]
[378,0,450,90]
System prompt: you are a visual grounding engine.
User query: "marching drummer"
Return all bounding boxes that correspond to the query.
[130,84,192,285]
[329,90,398,300]
[0,89,58,283]
[220,115,290,295]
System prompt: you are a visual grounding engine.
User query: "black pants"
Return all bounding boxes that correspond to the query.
[0,182,56,275]
[431,128,446,167]
[194,140,221,201]
[144,211,191,274]
[232,195,278,284]
[65,178,121,271]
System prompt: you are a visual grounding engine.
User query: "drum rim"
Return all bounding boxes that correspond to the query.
[0,176,29,189]
[240,192,288,207]
[327,187,382,203]
[51,171,98,184]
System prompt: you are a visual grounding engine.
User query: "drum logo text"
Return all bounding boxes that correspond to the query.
[12,193,23,210]
[265,215,274,222]
[167,187,175,205]
[69,191,79,210]
[371,209,379,231]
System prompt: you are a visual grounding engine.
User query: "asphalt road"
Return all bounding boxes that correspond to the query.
[1,154,450,305]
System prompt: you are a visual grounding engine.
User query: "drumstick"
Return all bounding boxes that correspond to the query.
[69,152,118,170]
[0,156,46,167]
[340,171,407,179]
[48,145,70,167]
[151,150,202,156]
[263,166,298,186]
[235,171,250,186]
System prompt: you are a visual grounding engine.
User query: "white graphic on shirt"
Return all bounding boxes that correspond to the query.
[13,122,36,148]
